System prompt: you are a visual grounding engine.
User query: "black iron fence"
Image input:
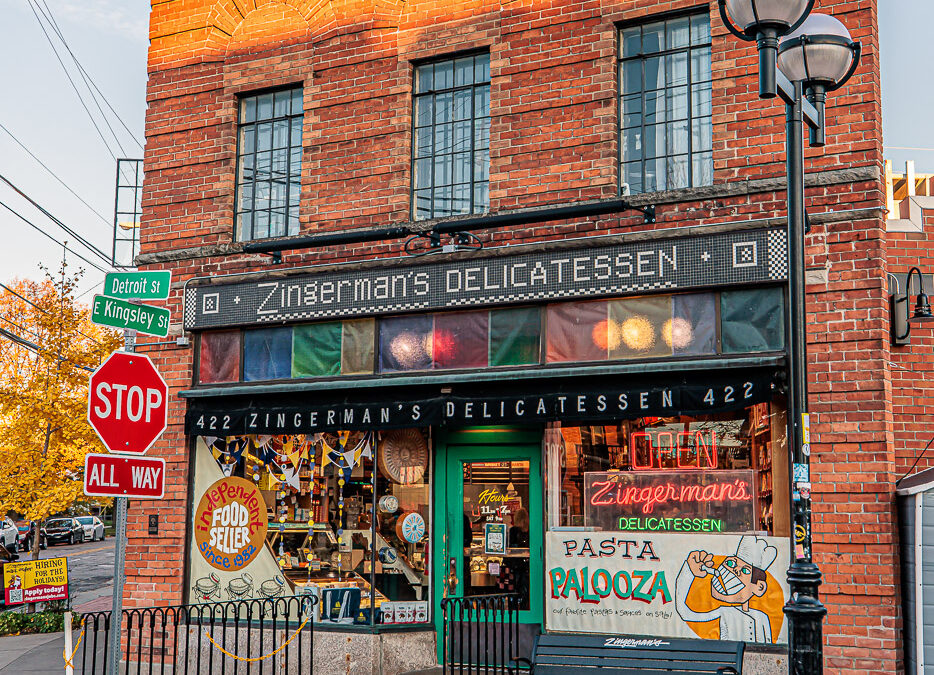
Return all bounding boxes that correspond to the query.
[440,593,527,675]
[75,595,316,674]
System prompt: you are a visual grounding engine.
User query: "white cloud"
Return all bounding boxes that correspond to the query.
[56,0,149,42]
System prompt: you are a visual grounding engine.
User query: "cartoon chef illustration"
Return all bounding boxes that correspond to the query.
[675,535,778,643]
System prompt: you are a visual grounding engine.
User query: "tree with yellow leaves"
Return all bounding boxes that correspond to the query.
[0,264,122,561]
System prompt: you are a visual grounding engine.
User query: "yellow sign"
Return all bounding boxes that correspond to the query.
[4,557,68,604]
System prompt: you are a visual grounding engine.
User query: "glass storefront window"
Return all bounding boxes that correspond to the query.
[547,399,789,537]
[197,430,431,626]
[544,400,792,645]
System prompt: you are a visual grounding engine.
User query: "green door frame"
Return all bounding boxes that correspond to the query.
[433,427,543,657]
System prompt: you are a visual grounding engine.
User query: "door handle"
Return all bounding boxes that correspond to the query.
[448,556,458,594]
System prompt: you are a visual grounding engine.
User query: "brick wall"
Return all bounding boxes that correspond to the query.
[133,0,897,671]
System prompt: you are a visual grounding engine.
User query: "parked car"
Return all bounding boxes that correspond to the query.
[16,521,47,551]
[44,518,85,546]
[0,518,19,555]
[76,516,105,542]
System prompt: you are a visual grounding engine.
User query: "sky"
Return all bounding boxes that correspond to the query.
[0,1,928,297]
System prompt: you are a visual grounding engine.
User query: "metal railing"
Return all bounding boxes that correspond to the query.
[77,595,316,674]
[440,593,526,675]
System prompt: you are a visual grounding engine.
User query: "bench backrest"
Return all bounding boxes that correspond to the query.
[533,634,744,674]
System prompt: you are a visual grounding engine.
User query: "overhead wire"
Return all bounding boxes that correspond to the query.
[34,0,143,153]
[0,172,113,267]
[0,326,94,372]
[0,122,112,228]
[0,282,110,349]
[25,0,119,161]
[0,199,109,274]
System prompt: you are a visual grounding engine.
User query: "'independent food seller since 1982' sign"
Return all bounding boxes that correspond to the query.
[184,227,788,330]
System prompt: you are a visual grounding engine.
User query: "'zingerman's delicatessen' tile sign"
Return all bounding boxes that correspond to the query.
[180,226,794,648]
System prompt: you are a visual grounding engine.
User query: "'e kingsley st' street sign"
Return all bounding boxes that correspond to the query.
[91,295,170,337]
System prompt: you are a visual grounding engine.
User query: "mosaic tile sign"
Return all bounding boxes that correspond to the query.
[184,228,788,329]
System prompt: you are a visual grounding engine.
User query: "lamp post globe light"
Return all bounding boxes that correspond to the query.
[718,0,815,97]
[720,4,861,675]
[778,13,861,144]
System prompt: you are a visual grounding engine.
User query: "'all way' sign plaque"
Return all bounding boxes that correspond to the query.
[83,454,165,499]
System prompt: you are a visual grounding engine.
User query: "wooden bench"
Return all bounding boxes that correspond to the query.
[526,634,744,675]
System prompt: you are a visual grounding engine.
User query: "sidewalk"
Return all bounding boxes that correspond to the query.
[0,592,113,674]
[0,631,68,674]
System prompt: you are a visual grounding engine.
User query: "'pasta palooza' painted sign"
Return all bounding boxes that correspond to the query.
[194,477,267,571]
[545,532,789,644]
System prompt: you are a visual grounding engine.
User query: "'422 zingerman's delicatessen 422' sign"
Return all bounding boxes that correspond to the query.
[546,532,790,644]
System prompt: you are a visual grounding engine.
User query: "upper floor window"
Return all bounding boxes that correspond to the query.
[619,14,712,195]
[236,87,303,240]
[413,53,490,220]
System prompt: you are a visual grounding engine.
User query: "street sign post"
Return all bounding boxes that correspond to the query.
[103,271,172,300]
[87,343,170,675]
[87,351,169,454]
[83,454,166,499]
[91,295,170,337]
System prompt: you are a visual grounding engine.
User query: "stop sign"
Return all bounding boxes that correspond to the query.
[88,351,168,454]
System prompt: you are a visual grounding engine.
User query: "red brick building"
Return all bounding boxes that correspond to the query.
[123,0,933,672]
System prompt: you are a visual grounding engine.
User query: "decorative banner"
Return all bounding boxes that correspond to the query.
[4,557,68,605]
[545,532,789,644]
[194,477,268,571]
[583,471,756,533]
[184,227,787,329]
[186,373,777,435]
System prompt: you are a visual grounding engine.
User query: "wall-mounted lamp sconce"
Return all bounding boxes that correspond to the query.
[892,267,934,344]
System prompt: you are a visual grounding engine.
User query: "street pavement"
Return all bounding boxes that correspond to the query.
[0,538,114,673]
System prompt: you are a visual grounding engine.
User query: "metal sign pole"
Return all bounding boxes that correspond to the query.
[108,329,135,675]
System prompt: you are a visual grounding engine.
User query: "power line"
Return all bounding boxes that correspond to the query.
[0,122,112,228]
[25,0,119,162]
[34,0,143,153]
[0,199,109,273]
[0,326,94,372]
[0,282,109,349]
[0,172,112,267]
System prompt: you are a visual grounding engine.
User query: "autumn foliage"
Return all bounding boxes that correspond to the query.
[0,267,122,554]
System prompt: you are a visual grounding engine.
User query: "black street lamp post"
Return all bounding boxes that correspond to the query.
[719,4,861,674]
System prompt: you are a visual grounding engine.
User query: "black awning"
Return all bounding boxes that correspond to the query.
[185,366,782,435]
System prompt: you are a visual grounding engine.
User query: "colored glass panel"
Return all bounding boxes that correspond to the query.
[720,287,785,353]
[341,318,375,375]
[608,296,672,359]
[671,292,717,355]
[545,301,608,363]
[433,311,489,370]
[243,327,293,381]
[199,330,240,383]
[292,322,341,378]
[489,307,541,367]
[379,315,433,372]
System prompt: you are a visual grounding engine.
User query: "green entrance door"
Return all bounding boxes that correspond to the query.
[433,428,543,654]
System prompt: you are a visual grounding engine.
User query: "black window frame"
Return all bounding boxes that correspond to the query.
[411,51,491,220]
[235,86,304,241]
[618,11,713,196]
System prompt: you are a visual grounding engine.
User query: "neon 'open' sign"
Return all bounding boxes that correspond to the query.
[630,430,718,470]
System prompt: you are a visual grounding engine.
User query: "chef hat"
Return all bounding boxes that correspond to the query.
[735,536,777,571]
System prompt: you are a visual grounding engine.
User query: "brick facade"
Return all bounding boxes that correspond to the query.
[126,0,921,672]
